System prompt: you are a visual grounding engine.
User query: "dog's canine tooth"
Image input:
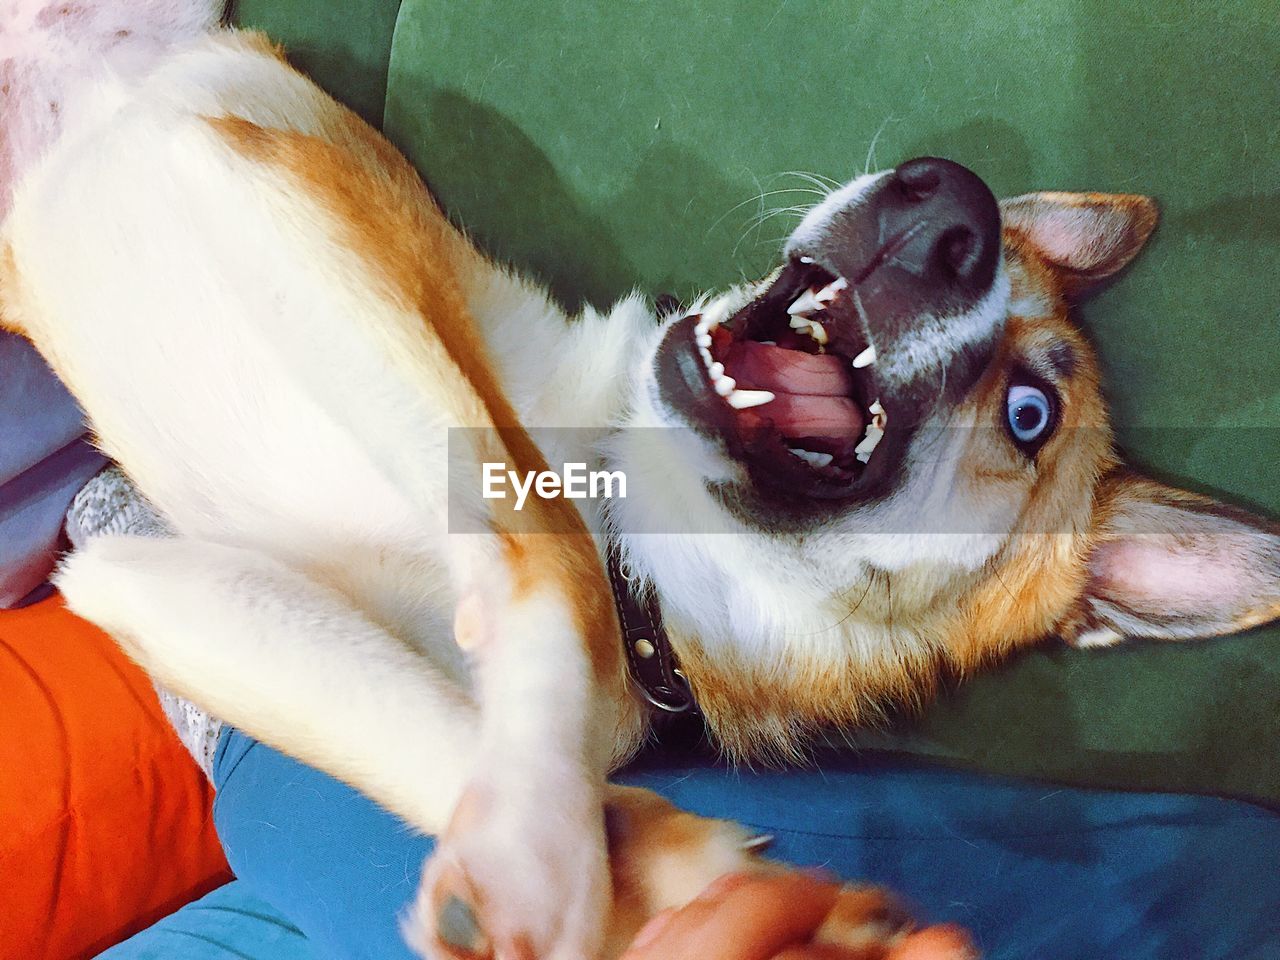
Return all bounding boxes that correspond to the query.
[726,388,775,410]
[787,287,824,317]
[852,344,876,368]
[815,276,848,303]
[798,255,815,264]
[714,375,738,397]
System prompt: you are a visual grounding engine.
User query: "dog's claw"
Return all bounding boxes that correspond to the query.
[740,833,774,851]
[437,894,488,958]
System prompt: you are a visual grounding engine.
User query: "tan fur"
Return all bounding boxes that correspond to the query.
[8,17,1272,957]
[662,223,1144,761]
[207,112,624,688]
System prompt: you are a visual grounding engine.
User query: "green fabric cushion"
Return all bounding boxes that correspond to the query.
[232,0,402,127]
[237,1,1280,806]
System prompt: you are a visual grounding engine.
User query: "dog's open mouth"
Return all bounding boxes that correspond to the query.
[668,257,888,496]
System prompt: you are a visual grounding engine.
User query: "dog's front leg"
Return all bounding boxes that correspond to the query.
[56,533,636,958]
[415,514,642,960]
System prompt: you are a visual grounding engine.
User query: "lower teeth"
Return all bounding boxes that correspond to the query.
[790,448,834,468]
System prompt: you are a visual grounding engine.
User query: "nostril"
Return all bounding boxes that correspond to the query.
[895,158,943,203]
[938,225,979,279]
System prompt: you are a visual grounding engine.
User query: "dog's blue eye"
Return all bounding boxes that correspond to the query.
[1006,384,1052,446]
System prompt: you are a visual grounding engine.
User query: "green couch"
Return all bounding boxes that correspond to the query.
[234,0,1280,807]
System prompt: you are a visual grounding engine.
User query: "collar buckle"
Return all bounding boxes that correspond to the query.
[607,548,696,714]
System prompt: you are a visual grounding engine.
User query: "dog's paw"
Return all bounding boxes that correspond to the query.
[602,786,777,954]
[403,774,610,960]
[604,788,976,960]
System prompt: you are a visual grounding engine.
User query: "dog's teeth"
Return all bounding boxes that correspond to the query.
[869,398,887,428]
[809,321,828,345]
[851,344,876,368]
[726,388,775,409]
[709,361,725,379]
[790,448,834,468]
[786,288,823,317]
[854,423,885,462]
[714,375,737,396]
[798,256,815,264]
[789,314,813,330]
[699,346,714,367]
[696,332,712,348]
[814,277,848,303]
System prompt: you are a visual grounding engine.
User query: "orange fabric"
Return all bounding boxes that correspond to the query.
[0,595,231,960]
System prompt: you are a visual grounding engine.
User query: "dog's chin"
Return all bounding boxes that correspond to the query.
[651,260,912,528]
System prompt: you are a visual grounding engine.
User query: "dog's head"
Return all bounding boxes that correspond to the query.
[614,158,1280,758]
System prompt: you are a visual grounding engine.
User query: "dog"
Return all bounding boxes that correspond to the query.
[4,3,1279,958]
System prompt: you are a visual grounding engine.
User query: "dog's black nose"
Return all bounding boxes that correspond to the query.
[783,156,1007,432]
[796,157,1001,309]
[876,156,1000,295]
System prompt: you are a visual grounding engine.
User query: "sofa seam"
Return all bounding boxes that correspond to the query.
[379,0,411,134]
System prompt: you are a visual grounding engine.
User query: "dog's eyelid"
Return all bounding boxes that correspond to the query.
[1013,342,1076,386]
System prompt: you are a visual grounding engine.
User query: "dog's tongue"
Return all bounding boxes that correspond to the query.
[722,341,865,445]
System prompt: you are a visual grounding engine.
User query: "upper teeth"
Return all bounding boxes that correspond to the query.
[787,288,824,317]
[778,277,849,350]
[785,278,849,347]
[787,313,829,345]
[688,281,870,418]
[785,277,847,318]
[814,277,847,303]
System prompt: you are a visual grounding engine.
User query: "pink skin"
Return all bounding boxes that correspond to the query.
[622,873,976,960]
[0,0,219,220]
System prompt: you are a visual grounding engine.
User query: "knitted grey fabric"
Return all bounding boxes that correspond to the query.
[65,466,223,779]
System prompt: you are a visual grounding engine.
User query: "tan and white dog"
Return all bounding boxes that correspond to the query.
[4,3,1279,959]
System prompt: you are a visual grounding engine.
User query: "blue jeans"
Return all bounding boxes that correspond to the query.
[102,728,1280,959]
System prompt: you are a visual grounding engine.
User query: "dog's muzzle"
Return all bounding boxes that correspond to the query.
[654,157,1007,508]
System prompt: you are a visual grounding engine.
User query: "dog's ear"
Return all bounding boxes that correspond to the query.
[1000,192,1158,296]
[1066,471,1280,648]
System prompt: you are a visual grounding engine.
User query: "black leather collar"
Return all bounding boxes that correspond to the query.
[606,547,696,714]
